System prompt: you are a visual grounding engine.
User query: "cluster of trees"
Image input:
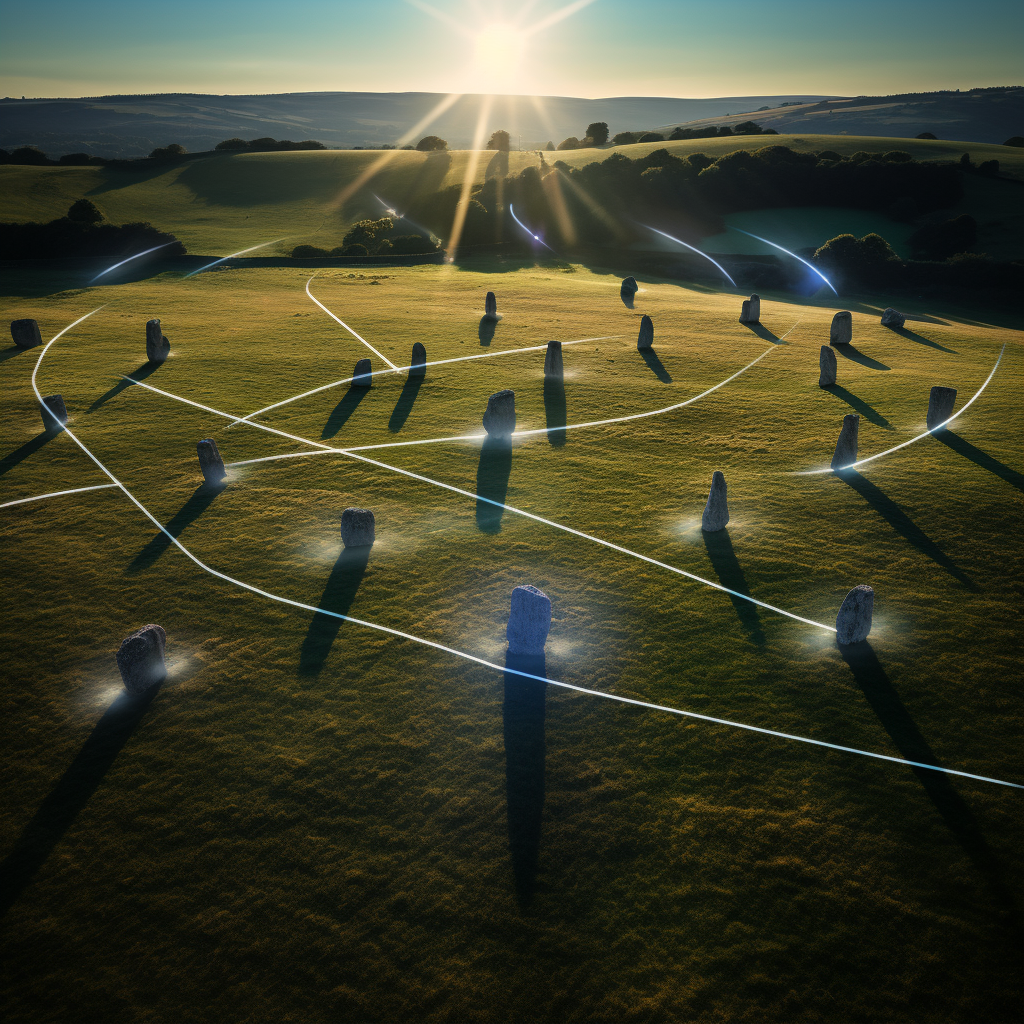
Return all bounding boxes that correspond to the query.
[291,216,441,259]
[214,137,325,152]
[611,121,777,146]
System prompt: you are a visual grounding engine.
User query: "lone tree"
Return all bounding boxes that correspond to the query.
[216,138,250,150]
[585,122,609,145]
[487,130,511,152]
[416,135,448,152]
[67,198,103,224]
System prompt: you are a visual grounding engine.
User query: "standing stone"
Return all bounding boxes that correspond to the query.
[819,345,837,387]
[830,311,853,346]
[40,394,67,429]
[146,318,170,362]
[739,293,761,324]
[701,471,730,532]
[543,340,563,382]
[10,319,42,349]
[637,314,654,350]
[484,291,497,318]
[880,307,906,328]
[831,414,860,469]
[115,624,167,694]
[353,357,372,388]
[341,507,375,548]
[927,386,957,430]
[410,342,426,377]
[197,438,226,484]
[621,276,638,296]
[835,585,874,645]
[506,585,551,656]
[483,389,516,438]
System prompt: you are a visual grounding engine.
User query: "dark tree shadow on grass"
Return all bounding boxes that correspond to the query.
[476,437,512,533]
[824,384,894,431]
[322,386,368,439]
[639,348,672,383]
[88,361,163,413]
[388,376,423,433]
[543,379,567,447]
[0,683,161,918]
[835,344,890,371]
[128,482,225,574]
[885,324,957,354]
[742,322,787,345]
[299,546,370,676]
[702,529,765,646]
[936,431,1024,493]
[478,316,497,346]
[0,429,58,479]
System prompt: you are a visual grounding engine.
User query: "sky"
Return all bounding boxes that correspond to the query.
[0,0,1021,100]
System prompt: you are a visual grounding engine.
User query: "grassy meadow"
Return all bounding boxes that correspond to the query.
[1,259,1022,1021]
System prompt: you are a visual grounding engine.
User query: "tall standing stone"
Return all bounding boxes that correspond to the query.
[701,471,730,532]
[115,624,167,694]
[40,394,67,429]
[830,311,853,346]
[10,319,42,349]
[637,314,654,350]
[410,342,426,377]
[197,438,226,484]
[506,585,551,657]
[543,340,563,382]
[146,318,170,362]
[880,307,906,328]
[621,276,638,296]
[353,357,372,388]
[831,414,860,469]
[484,291,497,318]
[819,345,837,387]
[341,507,375,548]
[483,389,516,438]
[927,386,957,430]
[835,585,873,645]
[739,293,761,324]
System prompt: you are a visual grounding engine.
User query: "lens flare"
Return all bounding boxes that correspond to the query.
[90,242,177,284]
[510,203,556,251]
[643,226,737,287]
[185,238,288,277]
[730,227,838,295]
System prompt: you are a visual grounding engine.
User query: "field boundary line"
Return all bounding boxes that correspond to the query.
[306,275,399,368]
[0,482,118,510]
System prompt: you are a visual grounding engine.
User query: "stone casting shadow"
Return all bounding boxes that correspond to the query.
[543,379,567,447]
[702,529,765,646]
[836,470,976,589]
[742,322,787,345]
[639,348,672,383]
[476,437,512,533]
[885,324,957,354]
[824,384,894,431]
[834,344,890,372]
[478,316,497,346]
[0,429,58,480]
[0,682,161,918]
[128,481,226,574]
[299,546,370,676]
[89,361,163,413]
[503,651,548,908]
[322,385,368,439]
[388,376,423,433]
[936,431,1024,494]
[840,641,1018,929]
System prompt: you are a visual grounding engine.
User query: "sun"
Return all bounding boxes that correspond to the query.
[471,24,527,92]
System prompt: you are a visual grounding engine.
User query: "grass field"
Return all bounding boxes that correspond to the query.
[1,260,1022,1022]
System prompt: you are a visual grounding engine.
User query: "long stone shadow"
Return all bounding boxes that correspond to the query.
[486,150,509,179]
[824,384,894,431]
[88,361,163,413]
[836,470,976,589]
[388,376,423,433]
[478,316,497,346]
[835,344,890,372]
[886,324,957,354]
[639,348,672,383]
[476,437,512,533]
[1,345,27,364]
[503,651,548,908]
[322,386,368,439]
[299,546,370,676]
[839,642,1018,930]
[543,379,567,447]
[127,481,226,574]
[936,431,1024,493]
[701,529,765,646]
[0,429,58,479]
[742,322,787,345]
[0,683,161,919]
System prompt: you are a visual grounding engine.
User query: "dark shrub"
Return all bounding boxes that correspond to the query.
[817,150,842,162]
[586,122,609,145]
[416,135,447,152]
[343,217,394,251]
[487,130,510,152]
[216,138,249,151]
[545,141,555,151]
[340,243,368,256]
[762,128,779,135]
[718,126,734,136]
[59,153,94,165]
[149,143,186,160]
[916,132,938,140]
[978,159,999,176]
[909,215,977,260]
[882,151,912,162]
[10,146,49,165]
[390,234,438,255]
[638,132,664,143]
[813,232,901,286]
[733,121,763,135]
[1004,136,1024,147]
[68,199,103,224]
[292,244,329,257]
[613,132,639,145]
[557,137,581,150]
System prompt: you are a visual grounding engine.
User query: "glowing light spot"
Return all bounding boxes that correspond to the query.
[643,226,737,288]
[472,24,526,91]
[90,242,177,284]
[510,204,556,252]
[730,228,838,295]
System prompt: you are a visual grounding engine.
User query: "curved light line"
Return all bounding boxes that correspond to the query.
[730,228,838,295]
[0,482,117,510]
[28,317,1024,791]
[510,203,557,252]
[795,344,1006,476]
[90,243,177,284]
[185,238,288,278]
[643,226,737,288]
[305,276,399,369]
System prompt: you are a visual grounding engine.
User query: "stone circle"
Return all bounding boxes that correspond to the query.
[637,314,654,350]
[819,345,837,387]
[544,340,563,382]
[506,585,552,656]
[830,311,853,346]
[739,293,761,323]
[11,319,42,349]
[115,623,167,693]
[40,394,67,429]
[483,389,516,438]
[835,585,874,645]
[410,342,426,377]
[146,318,170,362]
[831,414,860,469]
[341,507,376,548]
[880,308,906,328]
[701,471,730,532]
[197,438,227,484]
[927,386,957,430]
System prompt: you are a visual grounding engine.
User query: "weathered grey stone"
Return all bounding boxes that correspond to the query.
[621,276,638,295]
[410,342,426,377]
[506,585,551,656]
[880,307,906,328]
[11,319,42,349]
[819,345,837,387]
[544,340,563,382]
[341,507,375,548]
[115,623,167,694]
[484,291,497,317]
[483,389,516,438]
[146,318,170,362]
[831,414,859,469]
[353,357,372,388]
[197,438,226,484]
[739,293,761,324]
[830,311,853,346]
[637,314,654,350]
[40,394,67,429]
[835,585,873,645]
[701,471,730,532]
[927,386,957,430]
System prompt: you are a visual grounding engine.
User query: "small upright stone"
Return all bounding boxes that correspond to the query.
[621,276,638,296]
[831,414,860,469]
[341,507,375,548]
[11,319,42,349]
[543,340,563,382]
[927,386,957,430]
[115,624,167,694]
[484,291,497,318]
[819,345,837,387]
[835,586,874,645]
[353,357,372,388]
[637,314,654,350]
[483,389,516,438]
[830,311,853,346]
[146,318,170,362]
[197,438,226,484]
[40,394,67,429]
[701,471,730,532]
[880,307,906,328]
[410,342,426,377]
[739,293,761,324]
[506,585,551,657]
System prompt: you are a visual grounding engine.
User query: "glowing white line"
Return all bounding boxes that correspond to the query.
[510,203,556,252]
[185,238,288,278]
[525,0,599,35]
[305,276,399,369]
[90,243,177,284]
[730,228,838,295]
[796,344,1006,475]
[0,482,117,510]
[643,226,738,287]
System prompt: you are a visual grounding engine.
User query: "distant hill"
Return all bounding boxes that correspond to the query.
[0,91,832,159]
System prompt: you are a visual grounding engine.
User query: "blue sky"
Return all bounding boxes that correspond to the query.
[0,0,1020,98]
